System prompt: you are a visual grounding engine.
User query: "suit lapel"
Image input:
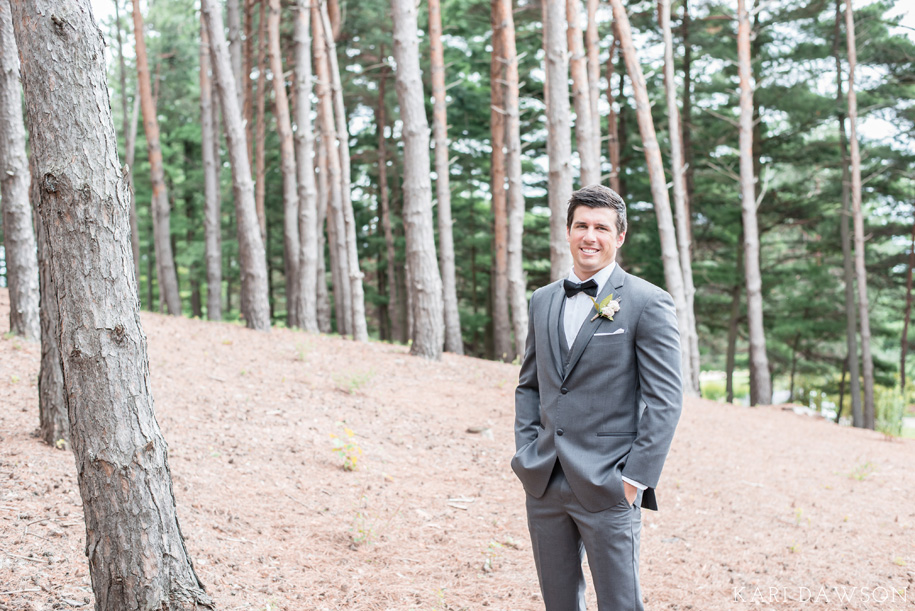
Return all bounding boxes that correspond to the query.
[546,281,565,379]
[563,265,627,381]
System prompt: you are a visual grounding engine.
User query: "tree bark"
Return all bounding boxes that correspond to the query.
[11,2,214,608]
[132,0,181,316]
[243,0,255,163]
[605,29,621,194]
[227,0,244,110]
[681,0,695,206]
[608,0,693,388]
[545,0,573,280]
[30,151,68,448]
[319,1,368,342]
[725,243,742,404]
[203,0,271,330]
[489,0,511,360]
[254,0,267,244]
[311,5,353,335]
[844,0,875,429]
[0,2,38,340]
[293,0,319,333]
[375,62,403,343]
[586,0,600,164]
[902,219,915,392]
[736,0,771,405]
[660,0,700,395]
[267,0,301,328]
[496,0,528,361]
[429,0,463,354]
[392,0,445,359]
[314,127,333,333]
[200,13,222,321]
[114,0,141,288]
[313,5,351,336]
[566,0,598,187]
[833,0,862,424]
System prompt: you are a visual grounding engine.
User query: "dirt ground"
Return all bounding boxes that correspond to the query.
[1,290,913,610]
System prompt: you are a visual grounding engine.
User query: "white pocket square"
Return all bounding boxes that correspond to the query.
[595,329,625,336]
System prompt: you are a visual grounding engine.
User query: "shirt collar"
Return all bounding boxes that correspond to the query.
[567,262,616,297]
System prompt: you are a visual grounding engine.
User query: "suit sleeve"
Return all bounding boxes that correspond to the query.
[621,289,683,489]
[514,294,541,452]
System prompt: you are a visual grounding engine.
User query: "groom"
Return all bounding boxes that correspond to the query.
[512,185,682,610]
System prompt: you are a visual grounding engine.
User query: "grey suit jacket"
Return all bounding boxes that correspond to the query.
[511,264,682,512]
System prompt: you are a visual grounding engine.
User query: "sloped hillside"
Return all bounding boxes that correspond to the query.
[1,290,913,610]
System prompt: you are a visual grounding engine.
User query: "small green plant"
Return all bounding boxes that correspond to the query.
[848,461,875,481]
[788,541,800,554]
[330,422,362,471]
[10,375,20,384]
[350,508,375,546]
[875,386,906,438]
[482,540,504,573]
[794,507,804,525]
[333,369,374,394]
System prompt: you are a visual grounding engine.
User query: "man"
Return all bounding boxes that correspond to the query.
[511,185,682,610]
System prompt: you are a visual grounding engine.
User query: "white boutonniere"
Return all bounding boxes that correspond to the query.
[589,294,621,322]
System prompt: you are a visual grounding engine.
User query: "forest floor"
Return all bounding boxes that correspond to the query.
[1,290,914,611]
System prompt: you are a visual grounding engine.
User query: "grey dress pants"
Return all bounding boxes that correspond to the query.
[525,461,644,611]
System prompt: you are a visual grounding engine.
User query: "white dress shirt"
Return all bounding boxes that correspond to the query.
[563,262,646,494]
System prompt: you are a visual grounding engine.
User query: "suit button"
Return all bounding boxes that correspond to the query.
[560,387,568,394]
[557,429,564,436]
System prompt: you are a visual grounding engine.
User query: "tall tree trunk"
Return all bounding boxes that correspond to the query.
[315,131,333,333]
[201,13,222,321]
[254,0,268,243]
[293,0,319,333]
[243,0,255,163]
[605,29,621,194]
[725,242,742,404]
[736,0,771,405]
[202,0,271,331]
[375,63,403,343]
[0,3,38,340]
[11,2,214,607]
[319,1,368,342]
[497,0,528,361]
[586,0,600,165]
[844,0,875,428]
[615,43,628,201]
[566,0,598,187]
[267,0,301,328]
[31,152,68,447]
[609,0,692,387]
[833,0,862,424]
[490,0,511,360]
[429,0,463,354]
[132,0,181,316]
[392,0,445,359]
[681,0,695,205]
[545,0,573,280]
[313,6,351,336]
[902,220,915,392]
[660,0,700,395]
[114,0,141,288]
[126,88,141,304]
[788,332,801,402]
[227,0,244,109]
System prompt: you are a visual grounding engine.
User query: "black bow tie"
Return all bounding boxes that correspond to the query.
[563,278,598,299]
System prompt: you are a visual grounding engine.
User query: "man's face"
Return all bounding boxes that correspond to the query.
[566,205,625,280]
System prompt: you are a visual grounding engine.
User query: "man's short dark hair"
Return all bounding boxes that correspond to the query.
[566,184,627,236]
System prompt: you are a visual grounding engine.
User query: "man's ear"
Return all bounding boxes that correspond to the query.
[618,232,626,247]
